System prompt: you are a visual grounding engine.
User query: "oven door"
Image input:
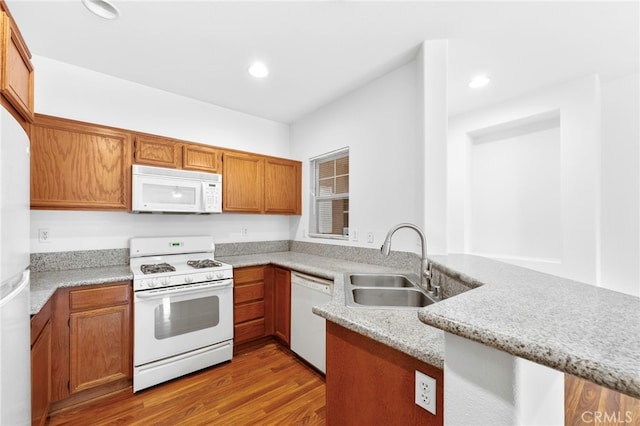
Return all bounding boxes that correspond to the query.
[134,279,233,366]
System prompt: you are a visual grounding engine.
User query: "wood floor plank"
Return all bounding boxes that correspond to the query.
[47,341,326,426]
[565,374,640,425]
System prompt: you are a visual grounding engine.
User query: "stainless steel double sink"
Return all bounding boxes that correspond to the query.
[343,272,438,309]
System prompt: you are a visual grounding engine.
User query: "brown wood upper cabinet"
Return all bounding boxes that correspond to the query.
[133,134,221,173]
[0,9,34,122]
[222,151,264,213]
[264,157,302,215]
[223,151,301,215]
[182,144,220,173]
[30,115,132,211]
[133,134,181,168]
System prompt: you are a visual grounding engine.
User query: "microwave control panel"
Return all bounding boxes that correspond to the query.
[203,182,222,213]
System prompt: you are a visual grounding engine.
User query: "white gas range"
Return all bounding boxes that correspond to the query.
[130,236,234,392]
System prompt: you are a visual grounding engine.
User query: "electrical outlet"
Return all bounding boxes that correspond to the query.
[415,370,436,414]
[241,228,248,237]
[38,228,51,243]
[367,232,374,243]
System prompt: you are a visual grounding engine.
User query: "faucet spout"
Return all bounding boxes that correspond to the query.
[380,223,436,296]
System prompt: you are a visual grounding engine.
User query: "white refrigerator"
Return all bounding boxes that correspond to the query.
[0,106,31,425]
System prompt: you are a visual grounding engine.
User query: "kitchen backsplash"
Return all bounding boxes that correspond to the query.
[289,241,420,271]
[29,239,475,300]
[30,248,129,272]
[30,240,289,272]
[31,240,421,273]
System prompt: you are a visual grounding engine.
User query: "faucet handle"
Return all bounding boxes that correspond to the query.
[422,263,432,279]
[432,285,441,299]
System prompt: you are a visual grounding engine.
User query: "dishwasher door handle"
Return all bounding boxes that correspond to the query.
[291,272,333,295]
[291,271,332,285]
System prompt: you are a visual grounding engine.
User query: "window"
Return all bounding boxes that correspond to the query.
[310,148,349,239]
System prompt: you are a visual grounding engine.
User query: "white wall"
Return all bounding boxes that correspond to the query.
[290,60,423,254]
[600,73,640,297]
[444,333,564,425]
[448,75,602,285]
[418,40,448,255]
[469,116,562,261]
[31,56,292,253]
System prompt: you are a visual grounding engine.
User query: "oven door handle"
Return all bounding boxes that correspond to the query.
[135,280,232,299]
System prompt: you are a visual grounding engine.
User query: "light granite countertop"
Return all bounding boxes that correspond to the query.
[30,265,133,315]
[419,254,640,399]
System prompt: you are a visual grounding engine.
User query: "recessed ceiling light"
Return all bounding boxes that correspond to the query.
[82,0,120,20]
[469,75,491,89]
[248,62,269,79]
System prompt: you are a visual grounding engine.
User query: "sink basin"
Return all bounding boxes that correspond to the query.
[348,273,414,288]
[351,288,435,308]
[343,272,438,309]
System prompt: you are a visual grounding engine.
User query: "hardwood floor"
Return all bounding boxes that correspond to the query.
[47,340,326,425]
[46,339,639,426]
[565,375,640,426]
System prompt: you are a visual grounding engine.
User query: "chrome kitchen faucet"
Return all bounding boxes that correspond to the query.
[380,223,440,298]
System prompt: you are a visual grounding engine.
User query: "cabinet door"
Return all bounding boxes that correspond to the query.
[264,158,301,215]
[31,321,51,426]
[0,12,34,122]
[31,304,51,426]
[69,304,130,394]
[183,144,220,173]
[273,267,291,346]
[222,151,264,213]
[30,115,132,210]
[133,135,181,168]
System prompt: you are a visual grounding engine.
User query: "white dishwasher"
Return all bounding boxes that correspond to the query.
[290,271,333,374]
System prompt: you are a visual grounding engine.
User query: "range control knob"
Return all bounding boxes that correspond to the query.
[162,278,171,286]
[205,273,214,281]
[149,279,159,288]
[184,275,193,283]
[216,271,224,279]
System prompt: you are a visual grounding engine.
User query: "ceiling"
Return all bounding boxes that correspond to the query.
[7,1,639,124]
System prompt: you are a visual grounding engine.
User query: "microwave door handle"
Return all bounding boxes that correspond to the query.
[201,181,208,212]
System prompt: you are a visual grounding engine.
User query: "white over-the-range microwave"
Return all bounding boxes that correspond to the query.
[132,165,222,214]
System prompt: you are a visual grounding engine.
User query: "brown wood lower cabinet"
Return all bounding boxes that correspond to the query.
[232,265,290,349]
[326,321,444,425]
[233,266,274,346]
[31,298,52,426]
[50,282,132,412]
[273,267,291,346]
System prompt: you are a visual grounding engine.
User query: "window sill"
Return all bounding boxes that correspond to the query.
[308,233,349,241]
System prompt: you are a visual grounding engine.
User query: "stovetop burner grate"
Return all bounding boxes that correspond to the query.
[141,263,176,275]
[187,259,223,269]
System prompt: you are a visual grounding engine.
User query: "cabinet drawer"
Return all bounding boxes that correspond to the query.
[234,282,264,304]
[234,301,264,324]
[234,318,265,343]
[69,284,130,311]
[234,266,265,284]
